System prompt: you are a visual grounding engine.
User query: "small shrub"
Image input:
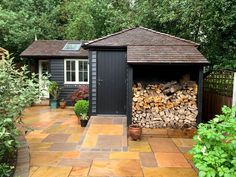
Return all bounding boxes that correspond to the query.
[74,100,89,120]
[190,106,236,177]
[69,85,89,105]
[48,81,60,100]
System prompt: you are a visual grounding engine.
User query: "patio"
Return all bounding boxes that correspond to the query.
[21,106,197,177]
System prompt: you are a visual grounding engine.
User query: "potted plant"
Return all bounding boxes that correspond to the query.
[74,100,89,127]
[59,99,66,109]
[48,81,60,109]
[129,124,142,141]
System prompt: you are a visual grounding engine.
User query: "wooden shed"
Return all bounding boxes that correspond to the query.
[20,40,88,105]
[83,27,209,127]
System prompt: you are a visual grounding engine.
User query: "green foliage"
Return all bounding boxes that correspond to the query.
[74,100,89,120]
[48,81,60,100]
[0,163,14,177]
[0,54,40,176]
[190,106,236,177]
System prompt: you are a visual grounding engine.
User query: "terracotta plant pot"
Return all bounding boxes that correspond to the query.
[59,101,66,109]
[129,124,142,141]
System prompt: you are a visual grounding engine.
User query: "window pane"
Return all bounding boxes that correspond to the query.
[84,61,88,71]
[84,72,88,82]
[71,61,75,71]
[79,71,83,82]
[72,72,76,81]
[79,61,83,71]
[66,71,70,81]
[66,61,70,70]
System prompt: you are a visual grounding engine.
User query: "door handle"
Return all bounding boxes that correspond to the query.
[98,79,103,82]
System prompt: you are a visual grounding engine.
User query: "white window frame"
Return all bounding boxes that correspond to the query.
[64,59,89,84]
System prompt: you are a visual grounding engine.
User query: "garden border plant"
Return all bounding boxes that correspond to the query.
[0,53,40,177]
[190,106,236,177]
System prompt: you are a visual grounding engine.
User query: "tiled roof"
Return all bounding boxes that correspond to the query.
[127,46,209,64]
[20,40,88,58]
[84,26,208,64]
[85,26,198,47]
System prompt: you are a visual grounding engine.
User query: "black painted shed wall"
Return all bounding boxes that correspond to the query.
[50,58,88,106]
[87,50,204,125]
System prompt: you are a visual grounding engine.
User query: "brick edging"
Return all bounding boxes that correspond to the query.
[13,135,30,177]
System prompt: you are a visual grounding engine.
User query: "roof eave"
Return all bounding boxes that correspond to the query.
[127,61,209,65]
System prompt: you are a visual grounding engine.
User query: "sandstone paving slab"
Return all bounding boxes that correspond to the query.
[25,132,49,144]
[91,117,113,124]
[43,124,68,134]
[69,166,90,176]
[87,124,123,135]
[63,151,81,159]
[139,152,158,167]
[30,166,72,177]
[29,143,52,152]
[67,134,82,142]
[128,140,152,152]
[81,134,98,148]
[110,152,139,159]
[22,106,197,177]
[155,152,191,168]
[96,135,123,148]
[58,159,92,167]
[143,167,197,177]
[89,159,143,177]
[42,133,70,143]
[79,151,109,160]
[178,146,192,153]
[172,138,195,147]
[49,143,78,151]
[29,166,39,177]
[30,151,63,166]
[148,138,180,153]
[64,126,84,134]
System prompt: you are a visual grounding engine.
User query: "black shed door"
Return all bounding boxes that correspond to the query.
[97,51,126,114]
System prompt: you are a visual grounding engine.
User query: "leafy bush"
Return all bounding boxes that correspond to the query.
[69,85,89,105]
[0,54,40,176]
[190,106,236,177]
[74,100,89,120]
[48,81,60,100]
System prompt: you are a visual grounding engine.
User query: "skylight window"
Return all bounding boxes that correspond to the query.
[62,43,81,51]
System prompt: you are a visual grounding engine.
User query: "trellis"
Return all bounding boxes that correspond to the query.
[204,70,235,97]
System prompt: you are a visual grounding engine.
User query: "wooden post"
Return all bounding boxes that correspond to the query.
[197,66,203,124]
[127,65,133,126]
[232,72,236,106]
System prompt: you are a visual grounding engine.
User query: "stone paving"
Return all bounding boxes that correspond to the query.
[21,106,197,177]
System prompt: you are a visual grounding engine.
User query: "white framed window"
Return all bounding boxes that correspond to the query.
[64,59,89,84]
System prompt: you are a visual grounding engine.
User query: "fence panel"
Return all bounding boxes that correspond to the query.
[203,70,235,121]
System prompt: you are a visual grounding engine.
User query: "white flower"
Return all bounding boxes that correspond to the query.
[201,146,207,155]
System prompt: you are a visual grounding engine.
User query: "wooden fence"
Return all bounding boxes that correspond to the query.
[202,70,236,121]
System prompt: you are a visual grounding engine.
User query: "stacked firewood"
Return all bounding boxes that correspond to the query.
[132,81,198,128]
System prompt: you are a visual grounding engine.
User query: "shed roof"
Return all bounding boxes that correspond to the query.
[85,26,198,47]
[20,40,88,58]
[127,45,208,64]
[84,26,208,64]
